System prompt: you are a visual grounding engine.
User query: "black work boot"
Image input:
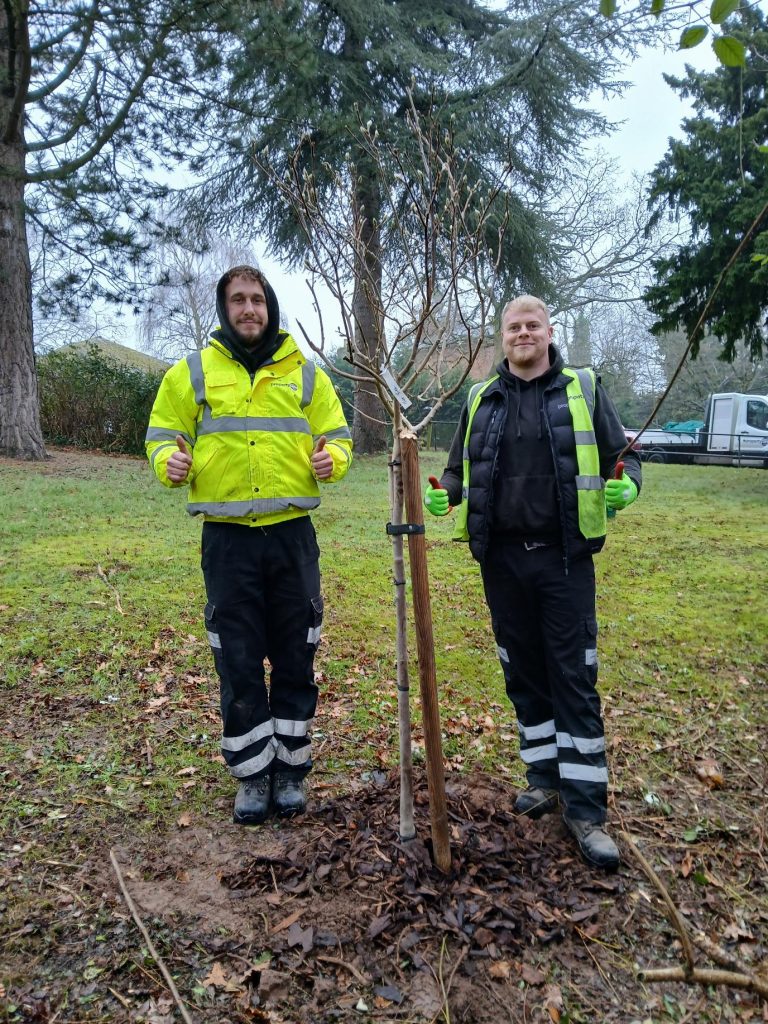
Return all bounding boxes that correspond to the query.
[233,775,271,826]
[563,816,620,870]
[273,773,307,818]
[514,786,559,819]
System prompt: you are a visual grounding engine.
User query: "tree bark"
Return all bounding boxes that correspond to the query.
[388,417,415,841]
[399,430,451,872]
[0,9,46,460]
[351,177,388,453]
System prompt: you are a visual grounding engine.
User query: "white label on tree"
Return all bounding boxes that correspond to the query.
[380,365,412,410]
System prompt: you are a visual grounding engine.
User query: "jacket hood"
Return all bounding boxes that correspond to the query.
[212,270,283,373]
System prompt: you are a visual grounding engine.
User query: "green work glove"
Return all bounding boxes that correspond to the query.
[424,480,450,517]
[605,473,638,511]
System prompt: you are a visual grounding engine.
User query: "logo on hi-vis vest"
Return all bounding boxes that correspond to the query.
[271,382,299,391]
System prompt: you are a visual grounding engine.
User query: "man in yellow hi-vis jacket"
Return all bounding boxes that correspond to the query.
[146,266,352,825]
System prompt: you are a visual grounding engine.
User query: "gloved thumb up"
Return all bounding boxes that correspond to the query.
[605,472,638,511]
[424,476,450,517]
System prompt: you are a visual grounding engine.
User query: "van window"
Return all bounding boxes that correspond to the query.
[746,400,768,431]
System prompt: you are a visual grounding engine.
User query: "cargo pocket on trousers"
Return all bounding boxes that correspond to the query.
[307,595,324,647]
[204,603,221,650]
[584,617,598,685]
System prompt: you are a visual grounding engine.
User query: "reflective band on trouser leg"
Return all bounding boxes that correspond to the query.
[518,719,559,787]
[556,728,608,821]
[267,519,322,779]
[202,525,276,781]
[561,367,606,539]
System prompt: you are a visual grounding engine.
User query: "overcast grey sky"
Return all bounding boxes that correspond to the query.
[589,42,719,177]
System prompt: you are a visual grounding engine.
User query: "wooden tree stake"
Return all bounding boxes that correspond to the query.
[399,430,451,872]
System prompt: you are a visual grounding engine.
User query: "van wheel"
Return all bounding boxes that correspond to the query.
[645,450,667,464]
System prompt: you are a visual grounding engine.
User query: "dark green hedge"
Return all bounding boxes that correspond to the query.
[38,344,165,455]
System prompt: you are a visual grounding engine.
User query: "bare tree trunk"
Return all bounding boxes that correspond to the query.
[399,430,451,872]
[351,178,388,453]
[388,408,415,841]
[0,14,45,461]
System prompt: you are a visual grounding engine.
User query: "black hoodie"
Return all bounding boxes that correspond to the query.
[211,271,284,376]
[491,349,563,539]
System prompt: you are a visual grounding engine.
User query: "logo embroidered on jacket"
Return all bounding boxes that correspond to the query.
[270,382,299,391]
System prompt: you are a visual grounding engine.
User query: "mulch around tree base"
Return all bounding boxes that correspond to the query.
[5,769,765,1022]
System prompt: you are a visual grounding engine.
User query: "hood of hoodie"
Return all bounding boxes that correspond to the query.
[495,343,564,440]
[211,271,284,374]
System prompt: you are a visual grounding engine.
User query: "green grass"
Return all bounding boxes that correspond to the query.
[1,450,767,843]
[2,448,768,1024]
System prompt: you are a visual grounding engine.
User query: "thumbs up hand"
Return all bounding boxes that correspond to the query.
[310,435,333,481]
[166,434,193,483]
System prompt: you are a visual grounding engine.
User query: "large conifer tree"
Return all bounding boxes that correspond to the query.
[0,0,211,459]
[645,8,768,361]
[187,0,633,451]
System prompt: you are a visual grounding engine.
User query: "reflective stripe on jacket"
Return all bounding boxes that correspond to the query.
[453,366,606,543]
[146,334,352,526]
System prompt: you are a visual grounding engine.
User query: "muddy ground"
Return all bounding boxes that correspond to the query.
[3,766,767,1023]
[2,448,766,1021]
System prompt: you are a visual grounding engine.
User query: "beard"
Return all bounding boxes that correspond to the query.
[234,323,267,347]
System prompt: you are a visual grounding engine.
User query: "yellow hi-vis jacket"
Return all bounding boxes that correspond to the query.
[145,333,352,527]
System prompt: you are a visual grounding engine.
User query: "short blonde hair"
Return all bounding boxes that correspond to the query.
[501,295,550,323]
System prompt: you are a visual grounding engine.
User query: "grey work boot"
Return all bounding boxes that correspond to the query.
[514,786,559,820]
[233,775,271,826]
[563,816,620,870]
[273,773,307,818]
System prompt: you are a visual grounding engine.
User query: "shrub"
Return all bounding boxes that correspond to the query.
[38,344,165,455]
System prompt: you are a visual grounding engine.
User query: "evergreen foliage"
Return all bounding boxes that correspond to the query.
[0,0,215,459]
[182,0,646,451]
[189,0,629,297]
[37,345,164,454]
[22,1,210,315]
[644,7,768,361]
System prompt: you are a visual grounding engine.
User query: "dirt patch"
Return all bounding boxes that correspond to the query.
[0,445,143,477]
[5,769,765,1022]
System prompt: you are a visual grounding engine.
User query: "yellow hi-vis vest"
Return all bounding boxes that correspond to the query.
[145,334,352,527]
[453,366,606,542]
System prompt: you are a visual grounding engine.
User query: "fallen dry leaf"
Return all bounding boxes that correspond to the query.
[202,962,228,989]
[521,963,546,986]
[488,960,513,980]
[176,812,192,828]
[147,696,170,710]
[271,908,304,933]
[694,758,724,788]
[681,850,694,878]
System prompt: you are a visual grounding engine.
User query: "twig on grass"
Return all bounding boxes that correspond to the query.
[316,954,368,985]
[637,965,768,996]
[97,564,124,615]
[108,986,132,1009]
[110,848,195,1024]
[622,831,696,973]
[622,833,768,1000]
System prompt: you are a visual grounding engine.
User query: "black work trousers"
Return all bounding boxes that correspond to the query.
[201,517,323,782]
[480,538,608,822]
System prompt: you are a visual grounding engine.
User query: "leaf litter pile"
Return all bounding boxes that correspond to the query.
[7,765,767,1023]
